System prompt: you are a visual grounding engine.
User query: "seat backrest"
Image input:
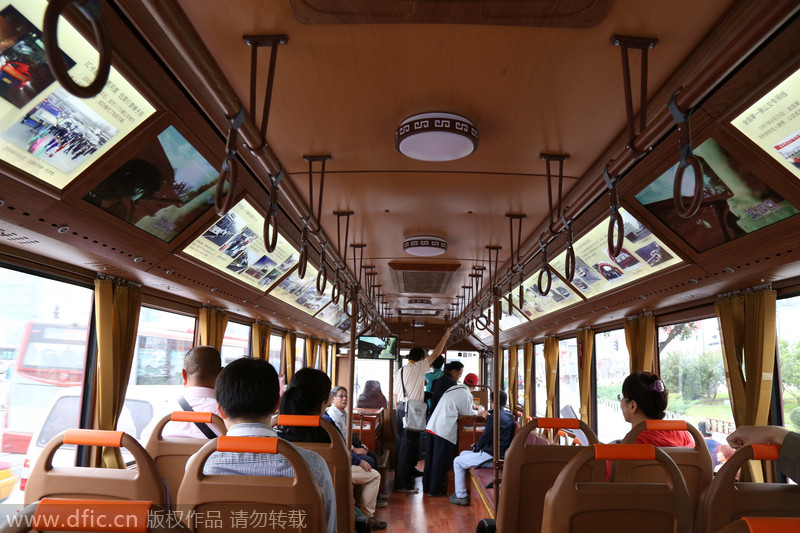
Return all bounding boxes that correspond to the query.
[717,517,800,533]
[2,498,190,533]
[276,415,354,533]
[541,444,693,533]
[178,436,326,533]
[614,420,712,518]
[496,417,602,533]
[24,429,167,506]
[145,411,227,507]
[699,444,800,533]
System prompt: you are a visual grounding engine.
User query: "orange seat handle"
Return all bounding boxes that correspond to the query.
[171,411,214,423]
[218,436,279,454]
[277,414,322,427]
[644,420,687,431]
[536,417,580,429]
[594,443,656,460]
[743,516,800,531]
[63,429,124,448]
[34,498,152,532]
[750,443,780,460]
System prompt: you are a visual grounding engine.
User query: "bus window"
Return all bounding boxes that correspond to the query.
[559,338,579,418]
[503,348,509,392]
[658,318,730,463]
[517,348,525,409]
[126,307,197,444]
[354,358,390,411]
[268,334,283,372]
[534,343,546,417]
[221,321,250,364]
[0,266,93,506]
[595,328,629,443]
[776,296,800,432]
[295,336,306,373]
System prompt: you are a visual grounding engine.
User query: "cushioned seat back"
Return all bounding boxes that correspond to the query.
[178,436,326,533]
[2,498,190,533]
[24,430,167,506]
[700,444,800,533]
[615,420,712,518]
[145,411,226,507]
[541,444,693,533]
[276,415,354,533]
[496,418,602,533]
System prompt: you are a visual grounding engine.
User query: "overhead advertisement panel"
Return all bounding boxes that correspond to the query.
[519,270,579,320]
[183,199,299,292]
[0,1,155,189]
[314,296,350,330]
[550,207,682,300]
[270,267,333,317]
[731,67,800,181]
[84,126,220,242]
[635,138,798,252]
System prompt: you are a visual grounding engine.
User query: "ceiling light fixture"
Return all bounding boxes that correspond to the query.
[395,112,478,161]
[403,235,447,257]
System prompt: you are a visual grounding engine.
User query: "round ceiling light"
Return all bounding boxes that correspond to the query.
[395,112,478,161]
[403,235,447,257]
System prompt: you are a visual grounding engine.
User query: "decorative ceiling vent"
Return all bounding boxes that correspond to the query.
[389,261,460,294]
[289,0,612,28]
[408,298,431,305]
[398,308,439,316]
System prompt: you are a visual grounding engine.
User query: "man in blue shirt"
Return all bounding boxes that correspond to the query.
[449,390,515,506]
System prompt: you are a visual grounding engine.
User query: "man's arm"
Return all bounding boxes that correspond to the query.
[425,327,451,366]
[727,425,790,449]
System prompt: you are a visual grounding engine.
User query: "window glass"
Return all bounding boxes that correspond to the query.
[452,350,480,384]
[658,318,730,467]
[517,347,526,408]
[777,296,800,432]
[126,308,196,446]
[268,334,283,373]
[354,358,391,411]
[558,338,579,416]
[221,321,250,364]
[0,267,93,507]
[503,348,509,391]
[295,336,306,374]
[534,344,546,417]
[595,328,630,443]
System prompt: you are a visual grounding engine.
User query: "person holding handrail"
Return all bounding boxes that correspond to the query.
[727,425,800,482]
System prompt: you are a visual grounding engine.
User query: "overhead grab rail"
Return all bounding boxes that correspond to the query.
[44,0,111,99]
[347,243,366,318]
[611,35,658,156]
[668,89,704,218]
[243,34,288,143]
[541,154,570,234]
[331,210,353,305]
[214,105,246,217]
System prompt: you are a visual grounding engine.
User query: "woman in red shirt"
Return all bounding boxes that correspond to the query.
[619,371,693,447]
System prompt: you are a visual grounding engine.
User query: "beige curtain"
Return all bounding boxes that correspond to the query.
[320,341,329,373]
[306,337,316,369]
[577,328,595,425]
[716,288,777,482]
[251,322,272,360]
[523,342,533,420]
[331,344,338,382]
[625,314,656,374]
[544,337,559,418]
[508,344,519,411]
[285,331,296,384]
[92,278,141,468]
[198,306,229,351]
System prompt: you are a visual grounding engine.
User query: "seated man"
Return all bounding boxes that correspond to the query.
[450,390,515,506]
[163,345,222,439]
[325,386,379,468]
[202,358,337,533]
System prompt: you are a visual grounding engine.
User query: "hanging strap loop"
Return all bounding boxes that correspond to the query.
[43,0,111,99]
[316,241,329,294]
[537,234,552,296]
[561,208,576,283]
[604,163,624,258]
[263,167,284,253]
[668,89,703,219]
[214,105,246,217]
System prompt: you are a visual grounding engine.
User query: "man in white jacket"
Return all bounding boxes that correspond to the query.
[422,378,476,496]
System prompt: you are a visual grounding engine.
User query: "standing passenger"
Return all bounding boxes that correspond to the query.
[201,359,337,533]
[393,328,450,493]
[422,376,476,497]
[428,361,464,415]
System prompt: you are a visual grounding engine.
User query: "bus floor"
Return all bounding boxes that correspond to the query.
[374,461,485,532]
